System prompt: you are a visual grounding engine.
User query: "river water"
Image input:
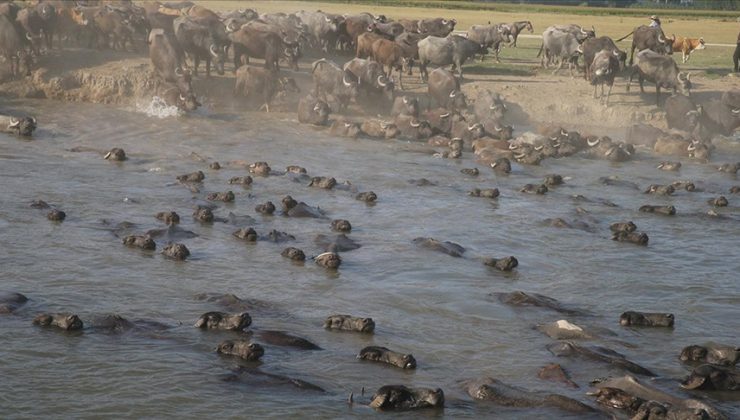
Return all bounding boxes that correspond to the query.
[1,97,738,418]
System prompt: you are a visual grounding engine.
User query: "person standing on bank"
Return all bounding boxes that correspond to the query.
[734,19,740,72]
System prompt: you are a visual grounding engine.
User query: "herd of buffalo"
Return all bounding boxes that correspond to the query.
[1,0,739,417]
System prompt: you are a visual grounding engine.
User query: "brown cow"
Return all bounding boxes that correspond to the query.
[344,14,375,47]
[355,31,386,59]
[371,38,410,88]
[671,35,706,63]
[235,65,299,112]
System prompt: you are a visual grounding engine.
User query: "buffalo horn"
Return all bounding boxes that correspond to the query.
[377,75,387,87]
[175,67,184,76]
[9,118,20,128]
[449,90,457,98]
[410,119,420,128]
[342,74,352,86]
[440,112,450,118]
[534,145,544,151]
[226,22,237,32]
[402,96,409,104]
[210,44,218,57]
[26,32,33,41]
[495,125,503,132]
[658,34,665,44]
[31,117,36,124]
[587,138,600,147]
[732,108,740,114]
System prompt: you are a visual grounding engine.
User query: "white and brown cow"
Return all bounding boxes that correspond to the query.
[671,35,706,63]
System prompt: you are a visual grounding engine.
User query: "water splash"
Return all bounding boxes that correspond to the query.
[137,96,182,118]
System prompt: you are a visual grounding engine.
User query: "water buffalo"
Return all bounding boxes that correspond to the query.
[155,81,200,112]
[581,36,626,81]
[369,385,444,411]
[297,94,330,126]
[0,113,36,137]
[355,31,387,59]
[148,28,186,82]
[464,377,596,413]
[0,291,27,314]
[358,346,416,369]
[311,58,357,112]
[194,312,251,331]
[0,15,31,77]
[664,93,699,132]
[360,120,399,139]
[33,313,83,331]
[324,314,375,333]
[466,24,510,62]
[627,50,690,106]
[394,31,425,74]
[620,311,674,327]
[539,28,583,75]
[343,57,394,101]
[228,23,298,71]
[699,97,740,137]
[591,49,621,106]
[590,375,725,419]
[680,344,739,367]
[91,7,136,51]
[343,13,376,47]
[417,35,483,81]
[427,68,466,110]
[391,95,420,117]
[617,25,674,66]
[473,89,507,122]
[732,32,740,73]
[682,364,739,391]
[16,7,45,56]
[174,16,224,77]
[329,120,361,138]
[422,108,457,135]
[217,340,264,361]
[371,38,410,88]
[296,10,341,52]
[418,17,456,37]
[393,114,434,140]
[235,65,299,112]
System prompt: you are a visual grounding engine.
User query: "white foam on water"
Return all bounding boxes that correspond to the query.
[137,96,182,118]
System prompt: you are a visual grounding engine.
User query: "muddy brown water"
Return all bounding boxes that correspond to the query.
[1,97,739,418]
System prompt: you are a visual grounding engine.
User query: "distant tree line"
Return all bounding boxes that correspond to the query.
[496,0,739,10]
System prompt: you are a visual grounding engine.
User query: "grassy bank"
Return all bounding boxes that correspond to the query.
[266,0,740,19]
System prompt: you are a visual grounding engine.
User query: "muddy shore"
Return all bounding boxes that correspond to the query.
[2,46,740,132]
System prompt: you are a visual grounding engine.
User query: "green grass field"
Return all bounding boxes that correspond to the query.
[199,1,740,75]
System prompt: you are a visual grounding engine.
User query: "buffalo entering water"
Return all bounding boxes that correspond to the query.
[1,98,738,417]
